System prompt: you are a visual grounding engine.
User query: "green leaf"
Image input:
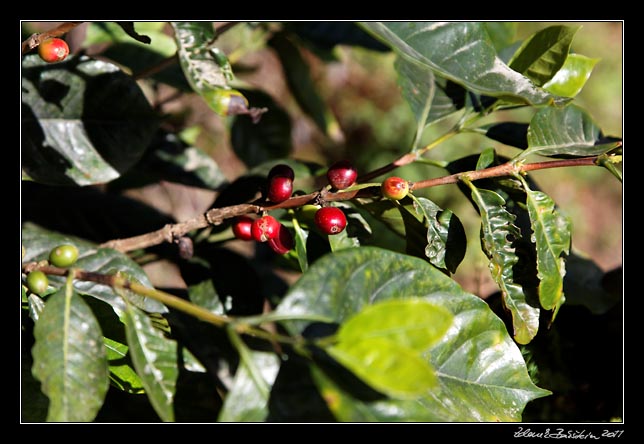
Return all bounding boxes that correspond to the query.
[269,31,344,143]
[21,223,166,314]
[21,55,159,186]
[218,350,280,422]
[543,53,600,98]
[467,184,540,344]
[104,337,145,394]
[522,104,621,159]
[508,25,580,86]
[275,247,549,421]
[483,22,517,52]
[291,214,310,272]
[122,302,178,422]
[335,299,453,352]
[412,196,466,273]
[360,22,563,106]
[328,338,438,399]
[520,179,572,312]
[32,289,109,421]
[563,253,621,314]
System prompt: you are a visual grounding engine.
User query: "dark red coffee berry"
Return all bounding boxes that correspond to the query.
[251,215,281,242]
[268,223,295,254]
[267,175,293,203]
[327,160,358,190]
[314,206,347,235]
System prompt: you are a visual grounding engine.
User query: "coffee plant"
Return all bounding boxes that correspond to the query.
[21,21,622,424]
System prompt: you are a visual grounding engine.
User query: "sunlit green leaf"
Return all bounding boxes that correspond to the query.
[32,289,109,421]
[522,104,621,159]
[508,25,580,86]
[520,178,571,312]
[361,22,563,105]
[544,53,600,98]
[122,303,178,422]
[275,247,549,421]
[467,184,540,344]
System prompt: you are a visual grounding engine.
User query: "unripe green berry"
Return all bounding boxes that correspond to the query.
[26,270,49,295]
[381,176,410,201]
[49,244,79,268]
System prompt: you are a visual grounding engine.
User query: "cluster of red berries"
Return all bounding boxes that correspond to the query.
[231,160,360,254]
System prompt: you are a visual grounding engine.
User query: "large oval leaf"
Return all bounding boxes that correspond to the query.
[543,53,599,98]
[32,288,109,422]
[522,104,621,159]
[21,55,159,185]
[508,25,580,86]
[122,302,178,422]
[360,22,563,106]
[275,247,549,421]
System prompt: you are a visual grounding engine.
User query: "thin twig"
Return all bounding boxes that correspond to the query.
[98,155,611,254]
[21,22,83,54]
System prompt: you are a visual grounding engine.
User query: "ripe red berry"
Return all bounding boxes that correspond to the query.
[381,176,410,201]
[251,215,281,242]
[232,216,254,241]
[327,160,358,190]
[38,38,70,63]
[268,164,295,181]
[267,175,293,203]
[314,207,347,235]
[268,223,295,255]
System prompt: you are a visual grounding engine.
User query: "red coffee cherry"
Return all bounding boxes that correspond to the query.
[268,223,295,255]
[251,215,281,242]
[314,207,347,235]
[327,160,358,190]
[38,38,70,63]
[267,175,293,203]
[232,216,255,241]
[381,176,410,201]
[268,164,295,181]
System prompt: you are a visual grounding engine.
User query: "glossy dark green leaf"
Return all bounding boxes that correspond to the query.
[544,53,600,98]
[521,180,572,312]
[122,302,179,422]
[412,197,466,273]
[274,247,549,420]
[523,104,621,159]
[32,288,109,421]
[21,223,166,314]
[360,22,562,106]
[468,185,540,344]
[218,350,280,422]
[508,25,580,86]
[269,31,344,143]
[291,215,310,272]
[21,55,159,185]
[231,90,292,168]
